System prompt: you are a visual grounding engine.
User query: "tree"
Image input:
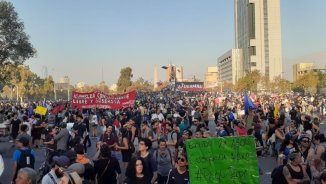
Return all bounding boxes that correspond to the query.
[129,77,153,91]
[40,76,54,99]
[271,76,291,93]
[294,71,319,94]
[235,70,262,92]
[117,67,133,92]
[0,2,36,89]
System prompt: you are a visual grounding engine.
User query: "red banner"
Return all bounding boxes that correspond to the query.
[72,91,136,109]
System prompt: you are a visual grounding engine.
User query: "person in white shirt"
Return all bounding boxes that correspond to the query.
[151,109,164,122]
[22,116,32,136]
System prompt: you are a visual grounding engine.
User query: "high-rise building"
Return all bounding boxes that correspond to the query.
[235,0,282,81]
[166,64,183,82]
[218,49,244,84]
[41,66,48,79]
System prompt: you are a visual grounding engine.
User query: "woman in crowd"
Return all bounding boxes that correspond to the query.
[115,127,133,170]
[124,157,150,184]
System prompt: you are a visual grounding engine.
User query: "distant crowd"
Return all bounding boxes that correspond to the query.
[0,91,326,184]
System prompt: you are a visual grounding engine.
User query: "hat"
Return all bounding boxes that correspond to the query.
[65,171,82,184]
[18,137,29,147]
[53,155,70,167]
[67,163,85,176]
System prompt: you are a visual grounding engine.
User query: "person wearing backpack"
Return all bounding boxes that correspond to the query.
[153,139,173,184]
[12,137,36,183]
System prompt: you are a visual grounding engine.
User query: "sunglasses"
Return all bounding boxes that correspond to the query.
[301,140,310,143]
[177,157,185,162]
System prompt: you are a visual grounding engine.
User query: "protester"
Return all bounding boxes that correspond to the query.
[124,157,150,184]
[12,137,36,183]
[137,138,158,184]
[153,139,173,184]
[41,155,70,184]
[282,152,310,183]
[94,144,121,184]
[15,167,37,184]
[166,153,189,184]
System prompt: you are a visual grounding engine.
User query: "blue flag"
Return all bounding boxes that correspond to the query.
[42,99,48,108]
[244,94,256,115]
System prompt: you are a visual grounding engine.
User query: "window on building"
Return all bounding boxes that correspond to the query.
[249,46,256,56]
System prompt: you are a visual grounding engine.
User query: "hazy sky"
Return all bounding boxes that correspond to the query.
[9,0,326,85]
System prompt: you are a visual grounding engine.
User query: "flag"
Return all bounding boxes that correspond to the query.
[244,93,256,115]
[51,104,65,115]
[35,106,47,116]
[274,103,279,118]
[42,99,48,108]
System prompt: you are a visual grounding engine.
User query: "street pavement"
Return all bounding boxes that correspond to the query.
[1,121,325,184]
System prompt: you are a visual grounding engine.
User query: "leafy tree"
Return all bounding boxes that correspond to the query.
[235,70,262,92]
[0,2,36,89]
[129,77,153,91]
[40,76,54,99]
[117,67,133,92]
[271,76,291,93]
[98,81,110,93]
[294,71,319,94]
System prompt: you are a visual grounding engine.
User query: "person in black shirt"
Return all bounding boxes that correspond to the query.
[282,152,310,183]
[138,138,158,184]
[166,153,189,184]
[94,144,121,184]
[72,114,87,152]
[11,113,21,145]
[124,157,150,184]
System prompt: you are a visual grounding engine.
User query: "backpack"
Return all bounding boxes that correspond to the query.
[170,131,181,141]
[18,149,35,169]
[155,148,173,165]
[271,165,287,184]
[83,163,95,182]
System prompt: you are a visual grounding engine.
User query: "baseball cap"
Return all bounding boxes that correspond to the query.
[53,155,70,167]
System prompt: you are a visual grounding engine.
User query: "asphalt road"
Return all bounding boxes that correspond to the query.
[1,121,325,184]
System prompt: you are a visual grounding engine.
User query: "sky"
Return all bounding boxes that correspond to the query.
[8,0,326,85]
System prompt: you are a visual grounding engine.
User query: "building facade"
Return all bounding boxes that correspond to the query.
[204,67,219,88]
[166,64,183,82]
[218,49,243,84]
[235,0,282,81]
[292,63,326,81]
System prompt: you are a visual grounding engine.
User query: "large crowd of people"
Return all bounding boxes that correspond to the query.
[0,90,326,184]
